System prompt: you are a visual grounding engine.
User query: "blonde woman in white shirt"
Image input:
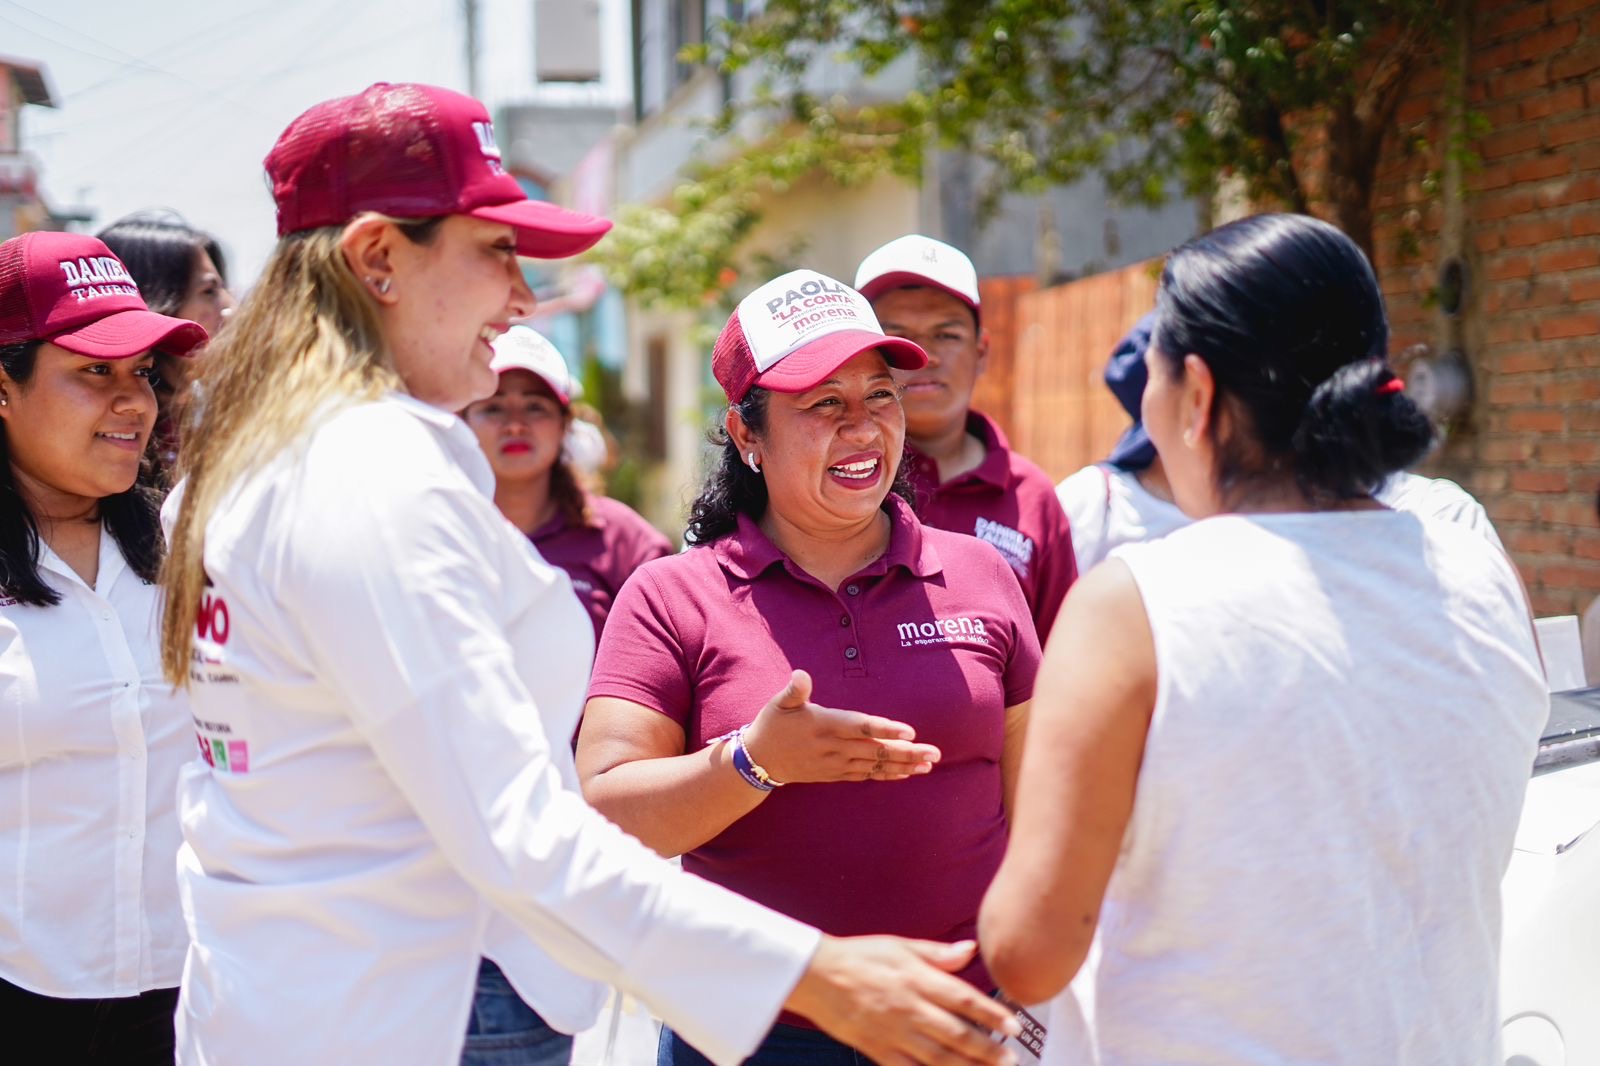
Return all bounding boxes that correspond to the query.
[980,214,1546,1065]
[0,231,207,1063]
[157,83,1017,1066]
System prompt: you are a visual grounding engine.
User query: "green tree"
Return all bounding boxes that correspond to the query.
[591,0,1453,303]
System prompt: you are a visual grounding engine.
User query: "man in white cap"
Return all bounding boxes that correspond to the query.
[856,235,1077,642]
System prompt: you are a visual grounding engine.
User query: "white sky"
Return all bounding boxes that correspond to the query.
[9,0,469,289]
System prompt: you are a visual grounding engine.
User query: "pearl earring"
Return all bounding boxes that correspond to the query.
[746,452,761,473]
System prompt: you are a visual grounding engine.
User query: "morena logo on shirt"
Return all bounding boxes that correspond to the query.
[896,616,990,647]
[974,517,1035,579]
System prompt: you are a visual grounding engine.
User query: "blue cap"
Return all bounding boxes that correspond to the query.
[1105,311,1158,470]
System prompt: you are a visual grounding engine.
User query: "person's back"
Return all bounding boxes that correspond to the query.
[1050,509,1544,1065]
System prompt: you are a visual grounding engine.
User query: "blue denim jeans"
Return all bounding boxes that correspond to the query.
[462,959,575,1066]
[658,1022,866,1065]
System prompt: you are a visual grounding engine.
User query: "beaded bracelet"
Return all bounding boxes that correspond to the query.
[714,725,786,792]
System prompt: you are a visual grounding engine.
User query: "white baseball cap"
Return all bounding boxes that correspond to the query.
[489,325,581,406]
[854,234,981,323]
[711,269,927,403]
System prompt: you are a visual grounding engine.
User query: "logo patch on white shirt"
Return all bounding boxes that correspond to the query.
[974,517,1034,579]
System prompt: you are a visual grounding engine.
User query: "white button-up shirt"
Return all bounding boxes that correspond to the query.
[0,526,191,997]
[175,393,818,1066]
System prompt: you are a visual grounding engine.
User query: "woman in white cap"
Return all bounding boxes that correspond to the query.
[0,231,207,1062]
[464,325,671,644]
[158,83,1018,1066]
[980,214,1545,1065]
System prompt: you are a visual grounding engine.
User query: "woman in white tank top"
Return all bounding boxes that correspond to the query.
[979,213,1547,1066]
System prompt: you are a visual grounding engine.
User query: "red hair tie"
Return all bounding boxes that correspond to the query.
[1376,376,1405,396]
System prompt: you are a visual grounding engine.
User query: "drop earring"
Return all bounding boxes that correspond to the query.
[365,276,392,295]
[746,452,761,473]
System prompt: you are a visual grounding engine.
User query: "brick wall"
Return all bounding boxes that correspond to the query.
[1367,0,1600,615]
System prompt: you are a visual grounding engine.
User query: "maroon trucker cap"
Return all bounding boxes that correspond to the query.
[0,232,208,358]
[264,82,612,259]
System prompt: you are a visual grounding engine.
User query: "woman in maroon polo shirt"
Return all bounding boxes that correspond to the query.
[463,325,671,642]
[578,269,1040,1066]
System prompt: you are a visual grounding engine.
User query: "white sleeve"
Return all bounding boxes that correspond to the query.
[1056,465,1110,575]
[285,475,818,1064]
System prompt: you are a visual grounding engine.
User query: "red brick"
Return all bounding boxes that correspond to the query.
[1508,528,1572,554]
[1547,113,1600,147]
[1516,280,1572,308]
[1576,213,1600,236]
[1508,408,1567,431]
[1494,64,1552,98]
[1473,41,1521,76]
[1540,498,1600,525]
[1475,228,1505,253]
[1469,164,1516,191]
[1512,469,1570,493]
[1529,590,1570,616]
[1547,377,1600,403]
[1552,43,1600,80]
[1492,497,1541,523]
[1537,563,1600,590]
[1490,1,1550,38]
[1571,274,1600,301]
[1551,0,1597,21]
[1482,124,1543,159]
[1519,22,1582,61]
[1580,140,1600,170]
[1569,406,1600,430]
[1477,187,1537,220]
[1499,347,1561,374]
[1505,217,1568,246]
[1538,438,1600,462]
[1491,379,1541,404]
[1537,174,1600,206]
[1520,84,1586,119]
[1486,254,1536,280]
[1575,532,1600,561]
[1511,154,1574,181]
[1482,438,1536,462]
[1491,318,1538,343]
[1538,312,1600,338]
[1537,244,1600,272]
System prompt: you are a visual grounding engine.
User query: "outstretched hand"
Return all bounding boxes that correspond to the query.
[741,670,942,785]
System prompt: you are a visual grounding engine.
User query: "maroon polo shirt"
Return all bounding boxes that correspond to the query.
[588,495,1040,1019]
[904,410,1078,642]
[530,495,673,641]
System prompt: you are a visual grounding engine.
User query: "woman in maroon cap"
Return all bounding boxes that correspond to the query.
[578,269,1040,1065]
[0,231,207,1062]
[158,84,1018,1066]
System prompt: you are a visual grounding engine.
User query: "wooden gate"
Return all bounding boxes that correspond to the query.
[984,261,1161,481]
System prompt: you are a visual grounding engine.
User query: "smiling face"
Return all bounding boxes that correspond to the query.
[740,348,906,536]
[381,215,536,412]
[463,368,568,485]
[0,341,158,512]
[871,286,986,442]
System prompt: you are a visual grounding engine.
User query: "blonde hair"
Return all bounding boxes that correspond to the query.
[159,216,436,684]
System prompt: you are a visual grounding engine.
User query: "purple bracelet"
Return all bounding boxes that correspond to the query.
[716,726,783,792]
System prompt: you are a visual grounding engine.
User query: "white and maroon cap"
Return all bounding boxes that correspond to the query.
[712,269,927,403]
[854,234,981,323]
[0,231,208,358]
[489,325,580,406]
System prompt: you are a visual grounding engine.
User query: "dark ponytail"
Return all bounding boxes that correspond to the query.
[0,341,166,606]
[1154,213,1434,502]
